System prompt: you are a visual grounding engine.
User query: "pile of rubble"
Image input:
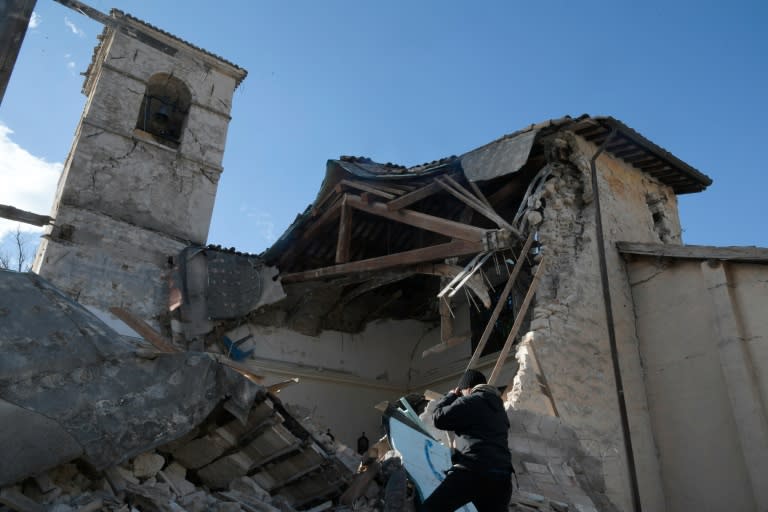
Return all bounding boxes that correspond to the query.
[0,393,361,512]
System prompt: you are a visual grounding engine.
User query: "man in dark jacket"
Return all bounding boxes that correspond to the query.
[421,369,513,512]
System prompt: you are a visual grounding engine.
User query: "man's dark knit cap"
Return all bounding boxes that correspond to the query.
[457,369,487,390]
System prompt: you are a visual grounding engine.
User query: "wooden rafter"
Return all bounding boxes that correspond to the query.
[464,231,535,367]
[280,239,486,283]
[337,179,397,200]
[335,199,352,263]
[386,181,442,211]
[345,193,489,242]
[436,176,519,236]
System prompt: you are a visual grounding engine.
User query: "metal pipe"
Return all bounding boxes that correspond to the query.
[589,129,642,512]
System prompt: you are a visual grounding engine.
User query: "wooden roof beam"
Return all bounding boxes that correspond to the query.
[281,239,487,283]
[386,181,442,211]
[346,193,489,242]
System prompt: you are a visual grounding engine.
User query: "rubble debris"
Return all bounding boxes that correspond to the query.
[0,271,356,510]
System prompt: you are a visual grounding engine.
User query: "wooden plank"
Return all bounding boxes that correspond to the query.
[0,203,51,227]
[342,179,404,196]
[280,239,486,283]
[346,193,489,242]
[465,231,535,368]
[109,307,179,353]
[386,181,442,211]
[469,181,493,209]
[616,242,768,262]
[439,176,520,236]
[488,257,546,385]
[335,201,352,264]
[339,461,380,505]
[337,179,396,200]
[304,196,344,240]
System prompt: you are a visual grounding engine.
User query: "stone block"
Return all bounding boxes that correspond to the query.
[212,503,241,512]
[104,465,139,492]
[172,433,234,469]
[132,452,166,479]
[522,412,542,435]
[534,481,567,501]
[180,490,210,512]
[531,472,557,486]
[197,452,254,490]
[538,416,560,439]
[229,476,270,501]
[509,437,532,455]
[523,462,549,474]
[514,473,536,491]
[159,468,196,497]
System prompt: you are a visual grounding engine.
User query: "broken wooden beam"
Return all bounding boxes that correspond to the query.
[346,193,489,243]
[281,239,486,283]
[0,204,52,227]
[466,231,535,369]
[488,256,546,385]
[335,200,352,264]
[386,181,442,211]
[109,307,179,353]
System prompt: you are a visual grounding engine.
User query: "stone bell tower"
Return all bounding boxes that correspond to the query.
[33,10,247,327]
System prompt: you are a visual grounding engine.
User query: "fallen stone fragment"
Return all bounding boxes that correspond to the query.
[133,453,166,479]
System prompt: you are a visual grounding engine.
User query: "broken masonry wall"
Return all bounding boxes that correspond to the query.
[510,133,675,511]
[35,26,240,328]
[233,306,519,449]
[626,257,768,511]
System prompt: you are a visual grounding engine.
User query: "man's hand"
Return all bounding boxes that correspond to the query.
[452,387,463,396]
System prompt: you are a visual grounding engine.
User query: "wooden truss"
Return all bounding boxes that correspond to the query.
[280,176,520,284]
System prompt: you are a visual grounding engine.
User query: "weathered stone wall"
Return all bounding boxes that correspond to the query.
[509,133,678,511]
[35,24,243,327]
[33,208,185,325]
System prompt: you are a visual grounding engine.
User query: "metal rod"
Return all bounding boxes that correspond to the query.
[437,251,486,299]
[448,251,494,298]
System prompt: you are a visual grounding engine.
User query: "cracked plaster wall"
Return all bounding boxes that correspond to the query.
[625,258,768,511]
[227,310,517,452]
[35,27,239,327]
[508,133,679,511]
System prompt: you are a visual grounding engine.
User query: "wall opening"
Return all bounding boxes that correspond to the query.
[135,73,192,148]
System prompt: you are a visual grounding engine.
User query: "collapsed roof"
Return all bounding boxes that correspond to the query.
[248,115,711,335]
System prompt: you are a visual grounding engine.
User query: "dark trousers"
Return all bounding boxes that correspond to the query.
[420,468,512,512]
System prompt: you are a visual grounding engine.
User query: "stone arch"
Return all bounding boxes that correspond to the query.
[135,73,192,147]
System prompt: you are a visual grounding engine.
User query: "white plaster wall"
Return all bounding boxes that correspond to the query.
[625,258,767,511]
[238,311,518,449]
[238,319,431,389]
[237,319,429,449]
[728,264,768,406]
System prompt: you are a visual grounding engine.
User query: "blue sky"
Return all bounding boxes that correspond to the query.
[1,0,766,260]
